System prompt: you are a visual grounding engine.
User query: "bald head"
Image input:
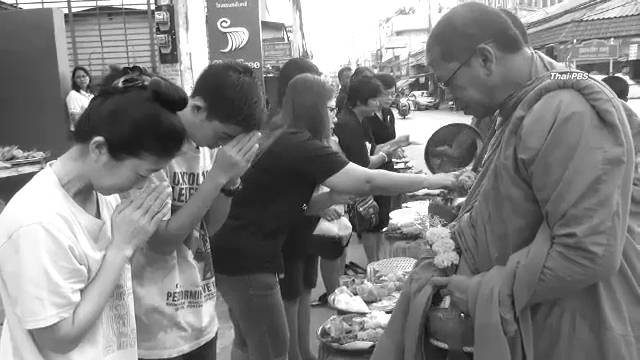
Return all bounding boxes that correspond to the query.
[499,9,529,45]
[427,3,525,64]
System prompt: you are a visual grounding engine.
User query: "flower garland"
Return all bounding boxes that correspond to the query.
[425,226,460,269]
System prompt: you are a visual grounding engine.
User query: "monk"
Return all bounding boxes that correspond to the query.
[373,3,640,360]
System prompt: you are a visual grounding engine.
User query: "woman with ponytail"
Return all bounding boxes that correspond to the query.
[0,66,188,359]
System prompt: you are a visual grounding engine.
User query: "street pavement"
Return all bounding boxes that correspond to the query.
[215,108,472,360]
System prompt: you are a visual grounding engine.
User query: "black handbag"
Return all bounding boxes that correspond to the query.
[348,196,380,235]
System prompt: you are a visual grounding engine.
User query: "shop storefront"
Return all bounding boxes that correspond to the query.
[526,0,640,78]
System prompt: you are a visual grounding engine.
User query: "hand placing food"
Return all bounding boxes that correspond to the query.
[428,172,458,189]
[455,170,477,191]
[395,135,411,147]
[321,207,343,221]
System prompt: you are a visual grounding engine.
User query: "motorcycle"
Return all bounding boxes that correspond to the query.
[448,101,456,111]
[398,98,411,119]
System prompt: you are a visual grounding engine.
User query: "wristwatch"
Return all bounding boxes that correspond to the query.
[220,179,243,197]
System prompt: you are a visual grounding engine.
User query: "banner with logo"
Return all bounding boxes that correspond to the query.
[206,0,264,79]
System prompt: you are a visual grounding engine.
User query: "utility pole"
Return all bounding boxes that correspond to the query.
[427,0,432,33]
[378,20,383,70]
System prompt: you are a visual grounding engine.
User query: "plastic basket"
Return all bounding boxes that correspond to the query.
[366,257,416,282]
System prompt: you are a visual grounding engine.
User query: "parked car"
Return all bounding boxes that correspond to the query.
[408,91,440,110]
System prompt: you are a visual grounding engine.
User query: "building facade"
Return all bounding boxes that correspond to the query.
[524,0,640,78]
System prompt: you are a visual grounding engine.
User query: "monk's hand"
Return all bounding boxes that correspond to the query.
[430,275,474,314]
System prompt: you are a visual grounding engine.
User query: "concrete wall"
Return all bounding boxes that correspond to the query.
[0,8,71,201]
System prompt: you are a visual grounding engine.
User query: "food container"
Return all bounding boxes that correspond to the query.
[366,257,416,282]
[426,302,474,353]
[317,314,378,352]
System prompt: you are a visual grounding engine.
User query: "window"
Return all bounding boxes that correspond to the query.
[10,0,158,75]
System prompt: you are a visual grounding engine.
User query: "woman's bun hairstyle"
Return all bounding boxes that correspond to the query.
[148,77,188,113]
[73,64,187,161]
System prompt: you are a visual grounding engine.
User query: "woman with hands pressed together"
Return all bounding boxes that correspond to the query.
[0,70,187,359]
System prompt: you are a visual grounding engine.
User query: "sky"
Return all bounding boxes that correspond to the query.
[266,0,418,74]
[301,0,402,73]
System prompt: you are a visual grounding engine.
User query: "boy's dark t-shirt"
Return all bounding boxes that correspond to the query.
[213,129,349,275]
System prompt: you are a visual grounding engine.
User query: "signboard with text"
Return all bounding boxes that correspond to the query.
[263,42,292,60]
[558,40,619,62]
[575,43,618,60]
[384,36,408,49]
[206,0,264,73]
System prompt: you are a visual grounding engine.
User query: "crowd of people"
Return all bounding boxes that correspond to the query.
[0,3,639,360]
[0,41,458,360]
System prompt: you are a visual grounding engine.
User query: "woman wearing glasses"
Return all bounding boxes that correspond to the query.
[213,73,460,360]
[271,58,331,360]
[0,69,187,359]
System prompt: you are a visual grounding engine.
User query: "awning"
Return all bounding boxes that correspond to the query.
[529,15,640,48]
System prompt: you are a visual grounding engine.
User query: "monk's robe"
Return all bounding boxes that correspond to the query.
[372,52,640,360]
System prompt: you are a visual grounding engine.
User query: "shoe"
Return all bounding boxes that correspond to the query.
[311,292,328,307]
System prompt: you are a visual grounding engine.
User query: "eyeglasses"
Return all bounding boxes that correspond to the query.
[327,105,337,113]
[438,41,493,89]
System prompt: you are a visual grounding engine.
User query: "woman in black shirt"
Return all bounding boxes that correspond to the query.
[335,76,410,263]
[272,58,328,360]
[213,74,460,360]
[361,73,401,263]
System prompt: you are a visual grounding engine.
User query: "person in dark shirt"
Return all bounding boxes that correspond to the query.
[334,75,410,263]
[213,74,460,360]
[270,57,326,360]
[351,66,375,80]
[602,75,630,102]
[361,73,399,262]
[335,66,352,115]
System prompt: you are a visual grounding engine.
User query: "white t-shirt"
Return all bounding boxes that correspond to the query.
[0,165,137,360]
[65,90,93,131]
[132,142,218,358]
